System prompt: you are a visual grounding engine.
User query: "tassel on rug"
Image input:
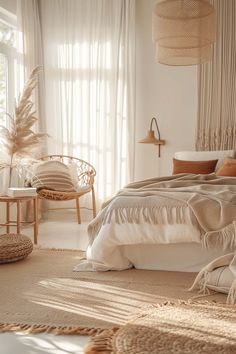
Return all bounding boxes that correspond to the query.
[227,279,236,304]
[84,328,119,354]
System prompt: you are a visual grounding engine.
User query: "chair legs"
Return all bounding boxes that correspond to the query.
[76,198,81,224]
[91,186,96,218]
[27,194,95,225]
[25,200,31,222]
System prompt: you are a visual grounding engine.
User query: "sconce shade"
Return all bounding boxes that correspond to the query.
[139,117,165,157]
[152,0,216,66]
[139,130,160,144]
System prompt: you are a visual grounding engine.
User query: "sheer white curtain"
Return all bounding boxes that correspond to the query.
[39,0,135,202]
[16,0,46,135]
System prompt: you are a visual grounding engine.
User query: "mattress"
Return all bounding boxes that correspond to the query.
[123,242,234,272]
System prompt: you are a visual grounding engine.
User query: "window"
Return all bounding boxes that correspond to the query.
[0,7,16,127]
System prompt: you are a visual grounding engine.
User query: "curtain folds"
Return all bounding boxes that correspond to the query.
[39,0,135,202]
[196,0,236,151]
[16,0,46,137]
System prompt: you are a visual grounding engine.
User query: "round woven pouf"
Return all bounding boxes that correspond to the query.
[0,234,33,264]
[85,302,236,354]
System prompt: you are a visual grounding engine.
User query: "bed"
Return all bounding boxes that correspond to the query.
[74,149,236,272]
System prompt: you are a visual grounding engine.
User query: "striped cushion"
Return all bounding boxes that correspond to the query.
[31,161,76,192]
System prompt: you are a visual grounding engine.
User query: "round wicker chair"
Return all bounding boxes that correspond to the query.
[26,155,96,224]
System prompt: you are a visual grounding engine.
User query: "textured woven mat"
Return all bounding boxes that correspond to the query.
[85,302,236,354]
[0,249,226,335]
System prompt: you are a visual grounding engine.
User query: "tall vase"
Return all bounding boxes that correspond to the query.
[0,166,25,196]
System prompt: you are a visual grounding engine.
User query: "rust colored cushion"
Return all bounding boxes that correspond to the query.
[216,159,236,177]
[173,158,218,175]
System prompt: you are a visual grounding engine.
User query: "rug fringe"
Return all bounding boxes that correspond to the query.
[0,322,105,336]
[33,245,85,253]
[84,328,119,354]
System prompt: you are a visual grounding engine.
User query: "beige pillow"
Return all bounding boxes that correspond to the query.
[31,160,76,192]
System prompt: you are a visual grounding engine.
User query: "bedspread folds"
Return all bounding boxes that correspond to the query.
[74,173,236,271]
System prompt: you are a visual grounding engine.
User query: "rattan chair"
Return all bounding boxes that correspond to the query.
[26,155,96,224]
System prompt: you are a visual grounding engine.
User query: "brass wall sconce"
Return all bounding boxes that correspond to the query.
[139,117,165,157]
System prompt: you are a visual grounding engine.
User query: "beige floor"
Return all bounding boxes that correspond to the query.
[0,209,91,354]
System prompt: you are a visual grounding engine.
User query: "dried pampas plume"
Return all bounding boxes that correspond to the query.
[0,66,48,185]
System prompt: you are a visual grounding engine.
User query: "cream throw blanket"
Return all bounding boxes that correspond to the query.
[74,174,236,271]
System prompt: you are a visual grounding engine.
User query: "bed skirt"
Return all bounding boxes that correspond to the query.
[123,242,234,272]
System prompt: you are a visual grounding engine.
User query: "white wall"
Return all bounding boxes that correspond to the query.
[134,0,198,180]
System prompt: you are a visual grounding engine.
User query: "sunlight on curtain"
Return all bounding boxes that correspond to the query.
[16,0,46,136]
[40,0,135,202]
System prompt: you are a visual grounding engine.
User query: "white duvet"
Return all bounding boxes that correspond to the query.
[74,196,201,271]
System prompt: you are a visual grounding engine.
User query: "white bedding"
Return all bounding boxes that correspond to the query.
[75,218,234,272]
[74,173,236,272]
[74,206,202,271]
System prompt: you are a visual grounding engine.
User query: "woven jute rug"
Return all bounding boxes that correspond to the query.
[0,249,226,335]
[85,302,236,354]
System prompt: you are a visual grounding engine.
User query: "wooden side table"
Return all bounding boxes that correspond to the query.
[0,196,39,244]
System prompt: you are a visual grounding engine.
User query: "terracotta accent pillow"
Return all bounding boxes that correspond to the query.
[216,159,236,177]
[172,158,218,175]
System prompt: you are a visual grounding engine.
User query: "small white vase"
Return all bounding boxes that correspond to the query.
[0,167,25,196]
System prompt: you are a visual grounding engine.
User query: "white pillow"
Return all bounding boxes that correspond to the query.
[204,266,234,294]
[190,253,236,304]
[174,150,235,170]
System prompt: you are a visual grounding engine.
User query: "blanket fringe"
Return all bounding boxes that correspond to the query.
[0,322,104,336]
[202,222,236,250]
[89,205,190,239]
[189,269,211,294]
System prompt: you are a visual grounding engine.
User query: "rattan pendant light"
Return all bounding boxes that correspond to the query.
[152,0,216,66]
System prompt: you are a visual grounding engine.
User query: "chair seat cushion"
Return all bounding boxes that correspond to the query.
[0,234,33,264]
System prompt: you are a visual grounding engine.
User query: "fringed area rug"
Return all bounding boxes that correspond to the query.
[0,249,226,335]
[85,302,236,354]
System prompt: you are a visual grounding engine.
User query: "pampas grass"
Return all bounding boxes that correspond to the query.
[0,66,48,187]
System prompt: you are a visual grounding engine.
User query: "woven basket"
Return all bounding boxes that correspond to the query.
[0,234,33,264]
